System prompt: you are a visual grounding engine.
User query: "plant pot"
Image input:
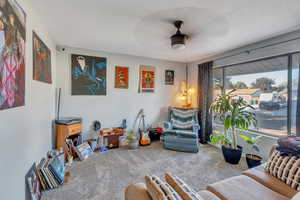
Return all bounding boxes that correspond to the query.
[246,154,262,168]
[221,145,243,165]
[128,140,139,149]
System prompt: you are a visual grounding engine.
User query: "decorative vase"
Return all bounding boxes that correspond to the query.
[128,140,139,149]
[221,145,243,165]
[246,154,262,168]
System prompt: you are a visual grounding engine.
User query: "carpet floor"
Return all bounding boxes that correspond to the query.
[43,142,247,200]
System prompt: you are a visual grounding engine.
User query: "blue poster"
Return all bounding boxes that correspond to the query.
[71,54,106,95]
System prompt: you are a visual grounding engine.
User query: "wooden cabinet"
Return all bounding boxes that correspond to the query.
[67,123,82,135]
[100,128,125,149]
[56,123,82,153]
[107,134,120,148]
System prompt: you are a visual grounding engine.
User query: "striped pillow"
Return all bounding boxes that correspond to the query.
[145,175,182,200]
[165,173,204,200]
[171,109,195,130]
[265,150,300,191]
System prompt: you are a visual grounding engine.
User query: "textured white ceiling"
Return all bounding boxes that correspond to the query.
[29,0,300,62]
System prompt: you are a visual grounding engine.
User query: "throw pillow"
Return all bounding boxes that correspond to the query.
[171,108,195,130]
[165,172,204,200]
[145,175,182,200]
[265,150,300,191]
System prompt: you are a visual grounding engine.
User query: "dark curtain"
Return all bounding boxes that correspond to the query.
[296,63,300,136]
[198,61,213,143]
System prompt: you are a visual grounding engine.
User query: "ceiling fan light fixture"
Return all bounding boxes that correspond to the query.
[172,43,186,50]
[171,33,186,50]
[171,20,187,50]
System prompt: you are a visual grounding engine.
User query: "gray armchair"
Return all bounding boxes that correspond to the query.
[162,107,200,153]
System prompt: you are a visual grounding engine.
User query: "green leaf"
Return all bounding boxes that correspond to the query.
[210,133,233,146]
[224,116,231,130]
[210,135,223,144]
[247,140,254,145]
[239,135,251,142]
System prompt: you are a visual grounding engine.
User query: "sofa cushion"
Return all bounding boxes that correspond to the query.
[165,172,204,200]
[243,166,298,198]
[125,183,152,200]
[164,130,197,139]
[197,191,221,200]
[207,175,289,200]
[265,150,300,191]
[145,175,182,200]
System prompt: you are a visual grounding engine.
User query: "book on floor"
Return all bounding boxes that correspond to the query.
[36,153,65,191]
[49,154,65,184]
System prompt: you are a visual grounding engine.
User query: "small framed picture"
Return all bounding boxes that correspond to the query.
[139,65,155,93]
[75,142,93,161]
[165,70,174,85]
[115,66,129,89]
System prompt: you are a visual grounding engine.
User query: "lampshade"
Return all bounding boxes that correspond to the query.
[171,32,186,50]
[172,43,185,50]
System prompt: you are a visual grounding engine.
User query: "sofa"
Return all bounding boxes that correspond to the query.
[124,146,299,200]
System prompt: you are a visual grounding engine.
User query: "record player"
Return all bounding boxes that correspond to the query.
[55,117,82,125]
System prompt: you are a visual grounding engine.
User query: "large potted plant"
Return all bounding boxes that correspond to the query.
[210,88,257,164]
[239,135,262,168]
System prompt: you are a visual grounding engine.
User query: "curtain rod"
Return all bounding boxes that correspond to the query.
[214,36,300,62]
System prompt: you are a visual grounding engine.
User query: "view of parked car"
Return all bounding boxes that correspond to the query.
[258,92,287,111]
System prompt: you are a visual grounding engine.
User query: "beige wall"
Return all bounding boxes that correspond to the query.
[56,47,186,137]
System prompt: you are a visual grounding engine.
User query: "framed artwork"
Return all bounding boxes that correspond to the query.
[75,142,93,161]
[33,31,52,84]
[25,163,42,200]
[115,66,128,89]
[0,0,26,110]
[165,70,174,85]
[139,65,155,93]
[71,54,107,95]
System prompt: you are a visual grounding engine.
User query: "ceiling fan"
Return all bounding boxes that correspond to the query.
[170,20,188,50]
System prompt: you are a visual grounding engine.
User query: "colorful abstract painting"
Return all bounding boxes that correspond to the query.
[33,31,52,84]
[165,70,174,85]
[0,0,26,111]
[71,54,106,95]
[139,65,155,93]
[115,66,128,89]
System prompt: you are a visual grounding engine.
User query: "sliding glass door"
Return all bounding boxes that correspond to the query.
[291,53,300,135]
[213,53,300,137]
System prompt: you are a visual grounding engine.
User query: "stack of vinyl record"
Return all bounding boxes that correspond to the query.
[36,154,65,191]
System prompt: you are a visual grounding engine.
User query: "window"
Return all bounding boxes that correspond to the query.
[213,68,223,100]
[212,68,224,126]
[291,53,300,135]
[212,54,299,136]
